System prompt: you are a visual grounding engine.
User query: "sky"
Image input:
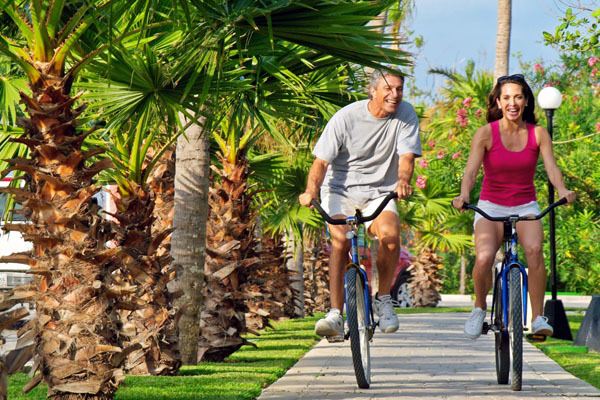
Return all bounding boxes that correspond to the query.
[405,0,566,101]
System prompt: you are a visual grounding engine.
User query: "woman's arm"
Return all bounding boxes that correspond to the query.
[536,126,576,204]
[452,125,490,210]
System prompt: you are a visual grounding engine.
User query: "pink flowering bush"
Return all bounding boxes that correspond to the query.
[451,150,462,159]
[427,140,436,148]
[588,57,599,67]
[419,158,428,168]
[534,63,544,75]
[415,175,427,189]
[462,97,472,108]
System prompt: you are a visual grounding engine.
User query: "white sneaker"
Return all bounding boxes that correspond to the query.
[315,309,344,338]
[373,294,399,333]
[531,315,553,336]
[464,307,486,339]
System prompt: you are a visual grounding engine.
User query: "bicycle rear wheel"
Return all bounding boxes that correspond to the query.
[345,265,371,389]
[509,266,523,391]
[494,274,509,385]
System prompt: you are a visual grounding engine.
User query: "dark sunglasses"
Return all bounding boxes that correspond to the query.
[497,74,525,83]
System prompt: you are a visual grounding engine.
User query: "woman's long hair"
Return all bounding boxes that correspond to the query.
[486,76,537,124]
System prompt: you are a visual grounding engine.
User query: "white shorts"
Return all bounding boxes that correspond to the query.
[473,200,540,228]
[320,192,398,232]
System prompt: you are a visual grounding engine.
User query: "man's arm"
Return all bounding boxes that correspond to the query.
[396,153,415,199]
[299,157,329,207]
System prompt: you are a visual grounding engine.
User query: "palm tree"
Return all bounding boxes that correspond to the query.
[494,0,512,81]
[0,1,138,397]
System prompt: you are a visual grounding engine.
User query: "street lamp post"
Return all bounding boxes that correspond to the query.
[537,86,572,340]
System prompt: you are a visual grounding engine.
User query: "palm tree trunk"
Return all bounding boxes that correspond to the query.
[285,231,304,317]
[494,0,512,82]
[172,116,210,365]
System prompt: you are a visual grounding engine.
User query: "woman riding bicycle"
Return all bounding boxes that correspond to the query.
[452,74,576,340]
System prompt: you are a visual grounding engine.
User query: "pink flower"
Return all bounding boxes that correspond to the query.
[592,68,598,77]
[418,158,428,168]
[561,64,566,69]
[595,122,600,132]
[437,150,447,159]
[588,57,600,67]
[415,175,427,189]
[456,108,469,127]
[534,64,544,74]
[427,140,436,148]
[452,150,462,160]
[462,97,473,108]
[475,109,483,119]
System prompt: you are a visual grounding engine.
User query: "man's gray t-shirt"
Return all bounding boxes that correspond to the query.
[313,99,421,203]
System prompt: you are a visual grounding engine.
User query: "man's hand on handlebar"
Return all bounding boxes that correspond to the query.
[299,191,318,208]
[395,183,413,199]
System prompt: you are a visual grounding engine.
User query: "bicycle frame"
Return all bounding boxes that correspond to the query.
[343,216,373,332]
[491,218,529,331]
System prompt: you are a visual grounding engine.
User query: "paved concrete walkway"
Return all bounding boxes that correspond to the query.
[259,307,600,399]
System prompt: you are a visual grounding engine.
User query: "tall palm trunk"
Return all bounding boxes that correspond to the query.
[494,0,512,82]
[172,120,210,365]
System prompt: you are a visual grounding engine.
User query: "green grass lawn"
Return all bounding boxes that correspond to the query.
[6,309,599,399]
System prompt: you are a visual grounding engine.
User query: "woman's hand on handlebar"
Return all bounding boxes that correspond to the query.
[452,195,469,211]
[299,191,318,208]
[558,189,576,205]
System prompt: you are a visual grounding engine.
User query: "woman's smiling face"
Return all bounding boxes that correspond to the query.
[497,82,527,122]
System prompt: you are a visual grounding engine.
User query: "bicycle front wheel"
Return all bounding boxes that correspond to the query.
[509,266,523,391]
[345,265,371,389]
[494,274,509,385]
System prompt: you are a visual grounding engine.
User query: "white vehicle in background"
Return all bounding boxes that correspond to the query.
[0,177,33,290]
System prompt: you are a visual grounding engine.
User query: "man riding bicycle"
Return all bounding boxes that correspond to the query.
[299,68,422,339]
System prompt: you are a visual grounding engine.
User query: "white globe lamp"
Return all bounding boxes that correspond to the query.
[537,86,562,110]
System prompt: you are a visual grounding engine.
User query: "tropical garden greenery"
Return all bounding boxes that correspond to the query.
[0,0,599,399]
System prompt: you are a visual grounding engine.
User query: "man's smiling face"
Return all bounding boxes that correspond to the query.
[368,74,404,118]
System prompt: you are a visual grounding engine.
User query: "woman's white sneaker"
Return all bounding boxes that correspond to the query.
[464,307,486,339]
[531,315,554,336]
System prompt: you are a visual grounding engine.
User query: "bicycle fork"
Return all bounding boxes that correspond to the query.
[344,226,374,340]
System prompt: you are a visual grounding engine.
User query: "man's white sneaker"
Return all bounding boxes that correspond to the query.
[373,294,399,333]
[531,315,553,336]
[315,309,344,338]
[464,307,486,339]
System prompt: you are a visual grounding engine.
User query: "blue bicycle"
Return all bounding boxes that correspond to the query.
[311,192,398,389]
[461,198,566,391]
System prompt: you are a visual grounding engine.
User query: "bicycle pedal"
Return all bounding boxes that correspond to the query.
[526,333,547,342]
[326,334,345,343]
[482,322,490,335]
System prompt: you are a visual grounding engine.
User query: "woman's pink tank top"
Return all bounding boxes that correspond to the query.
[479,120,539,206]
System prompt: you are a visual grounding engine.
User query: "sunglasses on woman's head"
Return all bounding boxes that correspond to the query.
[497,74,525,83]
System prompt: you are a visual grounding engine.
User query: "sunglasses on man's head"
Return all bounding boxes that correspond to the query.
[497,74,525,83]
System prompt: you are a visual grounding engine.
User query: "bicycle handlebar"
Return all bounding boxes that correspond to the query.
[310,192,398,225]
[460,197,567,222]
